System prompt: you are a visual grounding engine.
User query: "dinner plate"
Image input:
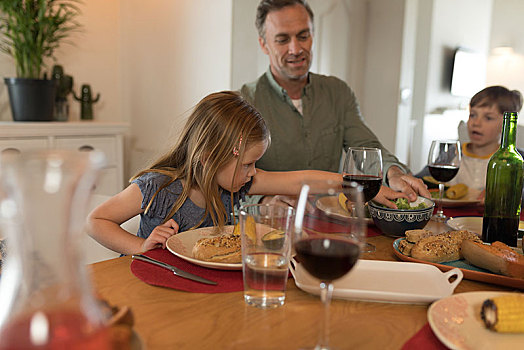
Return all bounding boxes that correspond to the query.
[434,187,483,207]
[428,291,524,349]
[165,226,242,270]
[446,216,483,234]
[315,195,373,224]
[392,238,524,289]
[447,216,524,235]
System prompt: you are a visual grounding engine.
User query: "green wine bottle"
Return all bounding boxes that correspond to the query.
[482,111,523,247]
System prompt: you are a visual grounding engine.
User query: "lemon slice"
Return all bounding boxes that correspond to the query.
[338,192,350,214]
[233,216,256,242]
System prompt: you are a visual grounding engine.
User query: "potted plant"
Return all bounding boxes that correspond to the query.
[0,0,81,121]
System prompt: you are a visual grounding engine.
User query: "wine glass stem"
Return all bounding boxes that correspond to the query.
[437,183,445,216]
[316,281,334,350]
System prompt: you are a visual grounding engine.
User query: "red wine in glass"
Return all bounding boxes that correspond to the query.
[343,174,382,203]
[428,164,459,183]
[427,140,461,222]
[294,238,360,281]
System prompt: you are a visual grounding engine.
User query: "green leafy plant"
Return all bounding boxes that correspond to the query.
[0,0,81,79]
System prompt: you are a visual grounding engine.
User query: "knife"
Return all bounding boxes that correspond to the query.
[132,254,217,285]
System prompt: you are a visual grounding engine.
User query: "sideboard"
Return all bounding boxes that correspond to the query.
[0,121,129,196]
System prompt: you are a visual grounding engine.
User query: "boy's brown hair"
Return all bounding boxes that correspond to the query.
[470,86,523,114]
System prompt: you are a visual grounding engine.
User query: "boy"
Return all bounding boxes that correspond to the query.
[418,86,523,199]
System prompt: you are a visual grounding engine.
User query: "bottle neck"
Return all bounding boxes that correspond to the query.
[500,112,519,149]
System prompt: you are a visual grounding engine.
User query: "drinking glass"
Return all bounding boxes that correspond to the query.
[427,140,461,222]
[293,180,366,350]
[342,147,382,253]
[240,203,294,309]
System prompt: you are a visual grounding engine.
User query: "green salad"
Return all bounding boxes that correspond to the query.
[389,198,428,210]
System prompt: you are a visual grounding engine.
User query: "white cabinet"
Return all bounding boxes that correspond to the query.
[0,121,129,195]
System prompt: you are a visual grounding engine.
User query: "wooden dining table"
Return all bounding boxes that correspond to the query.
[89,211,520,350]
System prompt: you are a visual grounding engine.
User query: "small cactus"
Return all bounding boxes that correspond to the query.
[73,84,100,120]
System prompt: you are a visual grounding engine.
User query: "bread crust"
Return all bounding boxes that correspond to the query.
[410,230,480,263]
[461,240,524,279]
[405,229,434,243]
[192,234,241,263]
[398,239,414,255]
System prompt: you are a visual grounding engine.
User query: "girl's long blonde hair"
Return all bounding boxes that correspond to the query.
[132,91,270,230]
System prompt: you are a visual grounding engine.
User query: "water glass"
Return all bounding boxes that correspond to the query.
[240,203,294,309]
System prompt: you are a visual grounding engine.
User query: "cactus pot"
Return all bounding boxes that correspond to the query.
[4,78,57,122]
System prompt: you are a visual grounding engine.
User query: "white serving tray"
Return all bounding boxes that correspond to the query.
[290,259,463,304]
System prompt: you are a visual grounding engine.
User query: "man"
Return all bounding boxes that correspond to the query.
[241,0,429,202]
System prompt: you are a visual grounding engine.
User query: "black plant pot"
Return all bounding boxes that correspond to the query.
[4,78,57,122]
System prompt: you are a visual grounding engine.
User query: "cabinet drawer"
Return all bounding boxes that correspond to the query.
[55,136,117,165]
[0,138,49,154]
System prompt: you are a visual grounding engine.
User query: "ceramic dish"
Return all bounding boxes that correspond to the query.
[428,291,524,349]
[447,216,524,236]
[290,258,462,304]
[166,226,241,270]
[432,187,482,207]
[393,238,524,289]
[368,196,434,237]
[446,216,483,234]
[315,195,373,224]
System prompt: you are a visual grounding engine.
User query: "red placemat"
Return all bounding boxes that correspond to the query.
[130,248,243,293]
[444,206,483,218]
[402,323,448,350]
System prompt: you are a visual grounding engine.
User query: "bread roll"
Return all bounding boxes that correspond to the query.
[461,240,524,279]
[410,230,480,263]
[192,234,241,263]
[398,239,414,255]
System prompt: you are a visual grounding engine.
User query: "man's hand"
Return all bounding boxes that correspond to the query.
[387,166,430,201]
[372,186,407,208]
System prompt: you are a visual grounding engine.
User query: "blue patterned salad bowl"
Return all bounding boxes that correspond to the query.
[368,196,434,237]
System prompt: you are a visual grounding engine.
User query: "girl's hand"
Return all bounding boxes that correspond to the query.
[372,186,407,209]
[140,219,179,252]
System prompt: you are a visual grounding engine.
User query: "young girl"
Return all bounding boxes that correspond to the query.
[87,91,404,255]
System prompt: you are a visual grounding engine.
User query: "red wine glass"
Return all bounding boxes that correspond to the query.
[343,147,382,253]
[293,179,366,350]
[427,140,461,222]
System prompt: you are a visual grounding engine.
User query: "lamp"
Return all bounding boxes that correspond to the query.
[492,46,514,56]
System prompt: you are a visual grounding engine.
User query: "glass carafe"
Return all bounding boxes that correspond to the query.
[0,150,111,349]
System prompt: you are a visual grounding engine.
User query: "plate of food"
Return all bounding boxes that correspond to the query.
[166,225,242,270]
[392,229,524,289]
[428,291,524,350]
[429,184,482,207]
[315,193,373,224]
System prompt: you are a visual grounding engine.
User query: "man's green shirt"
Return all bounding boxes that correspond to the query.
[240,69,408,176]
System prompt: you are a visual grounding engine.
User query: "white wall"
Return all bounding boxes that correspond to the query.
[487,0,524,100]
[361,0,405,160]
[120,0,233,176]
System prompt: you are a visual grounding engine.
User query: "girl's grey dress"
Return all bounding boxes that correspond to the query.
[132,172,251,238]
